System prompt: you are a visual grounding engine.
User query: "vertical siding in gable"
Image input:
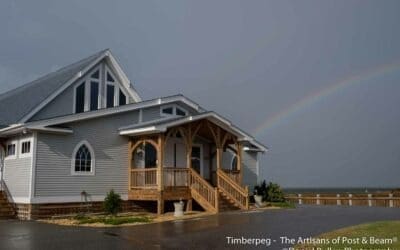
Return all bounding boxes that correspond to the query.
[34,111,139,198]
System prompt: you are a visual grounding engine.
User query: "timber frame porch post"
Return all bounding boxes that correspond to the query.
[235,141,243,185]
[157,133,165,215]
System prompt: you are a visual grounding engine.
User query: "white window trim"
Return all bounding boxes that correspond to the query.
[106,82,117,107]
[19,138,33,158]
[230,155,238,171]
[5,140,17,160]
[71,140,96,176]
[105,65,129,107]
[73,66,102,113]
[160,104,188,117]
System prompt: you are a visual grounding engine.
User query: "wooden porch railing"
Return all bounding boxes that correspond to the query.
[189,168,219,213]
[130,168,158,188]
[222,169,241,183]
[217,169,249,210]
[163,167,189,187]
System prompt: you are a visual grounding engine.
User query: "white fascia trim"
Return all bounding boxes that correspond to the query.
[19,51,108,123]
[0,124,24,133]
[22,96,202,129]
[17,194,129,204]
[119,126,158,136]
[0,126,73,137]
[28,126,74,134]
[118,116,180,131]
[106,52,142,102]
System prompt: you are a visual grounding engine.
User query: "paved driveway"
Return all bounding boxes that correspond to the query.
[0,205,399,250]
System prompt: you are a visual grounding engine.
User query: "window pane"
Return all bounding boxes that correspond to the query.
[176,108,186,116]
[106,85,115,108]
[75,82,85,113]
[22,142,31,154]
[7,144,15,156]
[90,81,99,111]
[107,72,114,82]
[74,144,92,172]
[162,107,173,115]
[91,70,99,79]
[144,144,157,168]
[231,156,238,171]
[119,90,126,106]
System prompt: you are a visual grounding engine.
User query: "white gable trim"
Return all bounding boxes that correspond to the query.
[21,95,203,129]
[119,112,268,152]
[105,51,142,102]
[19,51,107,123]
[19,50,141,123]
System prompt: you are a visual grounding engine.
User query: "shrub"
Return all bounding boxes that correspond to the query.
[104,189,122,215]
[254,181,285,202]
[265,182,285,202]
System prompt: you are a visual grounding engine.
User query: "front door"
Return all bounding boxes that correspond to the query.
[191,145,203,177]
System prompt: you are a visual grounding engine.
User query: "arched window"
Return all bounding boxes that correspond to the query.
[71,141,95,175]
[231,155,238,171]
[132,142,157,168]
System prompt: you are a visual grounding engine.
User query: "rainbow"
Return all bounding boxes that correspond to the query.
[253,61,400,137]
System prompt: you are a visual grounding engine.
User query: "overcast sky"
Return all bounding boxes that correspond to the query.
[1,0,399,188]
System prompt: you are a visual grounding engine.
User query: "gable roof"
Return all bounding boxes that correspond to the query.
[0,50,107,126]
[0,49,142,126]
[118,111,268,152]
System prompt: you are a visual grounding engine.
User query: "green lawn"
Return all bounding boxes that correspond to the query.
[268,201,295,208]
[75,215,152,225]
[297,221,400,250]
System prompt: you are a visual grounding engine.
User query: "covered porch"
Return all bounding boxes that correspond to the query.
[120,114,255,214]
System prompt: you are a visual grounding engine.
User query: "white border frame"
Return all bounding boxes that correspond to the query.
[105,65,129,107]
[160,104,188,117]
[71,140,96,176]
[19,138,33,158]
[72,66,102,113]
[5,140,17,160]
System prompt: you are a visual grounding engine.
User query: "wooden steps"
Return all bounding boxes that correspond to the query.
[218,190,241,212]
[0,191,15,219]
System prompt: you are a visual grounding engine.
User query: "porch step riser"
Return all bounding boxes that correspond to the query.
[218,193,241,212]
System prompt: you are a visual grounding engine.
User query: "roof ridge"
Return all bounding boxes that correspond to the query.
[0,49,108,100]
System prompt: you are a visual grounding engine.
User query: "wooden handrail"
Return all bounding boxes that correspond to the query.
[222,169,241,183]
[163,167,189,187]
[217,169,249,210]
[189,168,218,213]
[130,168,158,189]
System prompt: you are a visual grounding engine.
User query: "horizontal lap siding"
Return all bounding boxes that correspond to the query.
[35,111,139,198]
[142,106,161,122]
[3,157,31,198]
[242,151,259,190]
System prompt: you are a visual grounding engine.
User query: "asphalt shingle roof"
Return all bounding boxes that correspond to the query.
[0,49,107,126]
